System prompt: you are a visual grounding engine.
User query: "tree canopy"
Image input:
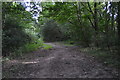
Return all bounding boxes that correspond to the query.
[2,2,120,65]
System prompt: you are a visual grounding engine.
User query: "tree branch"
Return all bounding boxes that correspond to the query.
[87,2,94,15]
[88,17,95,29]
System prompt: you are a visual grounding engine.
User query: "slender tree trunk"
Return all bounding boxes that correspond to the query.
[105,2,111,50]
[94,2,99,47]
[117,2,120,56]
[111,2,115,32]
[76,2,81,25]
[94,2,98,31]
[117,2,120,41]
[87,2,99,47]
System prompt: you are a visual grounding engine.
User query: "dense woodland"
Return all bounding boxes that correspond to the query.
[2,2,120,68]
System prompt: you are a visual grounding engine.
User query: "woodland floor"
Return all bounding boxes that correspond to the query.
[2,42,119,78]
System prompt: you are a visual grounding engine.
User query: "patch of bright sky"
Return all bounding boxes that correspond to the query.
[102,1,117,19]
[21,0,42,22]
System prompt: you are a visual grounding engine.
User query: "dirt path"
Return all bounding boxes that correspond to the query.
[2,42,118,78]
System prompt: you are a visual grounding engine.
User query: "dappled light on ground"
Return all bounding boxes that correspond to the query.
[22,61,39,64]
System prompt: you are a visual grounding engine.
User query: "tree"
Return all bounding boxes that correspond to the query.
[2,2,33,56]
[117,2,120,55]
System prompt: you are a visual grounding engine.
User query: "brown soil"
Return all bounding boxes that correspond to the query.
[2,42,118,78]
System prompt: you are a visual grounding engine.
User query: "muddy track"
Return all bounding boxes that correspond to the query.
[2,43,118,78]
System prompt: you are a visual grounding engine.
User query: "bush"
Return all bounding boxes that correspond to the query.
[81,47,120,68]
[42,19,63,42]
[11,39,43,57]
[2,16,31,56]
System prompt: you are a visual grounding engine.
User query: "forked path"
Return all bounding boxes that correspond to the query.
[3,43,118,78]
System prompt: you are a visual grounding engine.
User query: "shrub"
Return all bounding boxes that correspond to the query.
[11,39,43,57]
[2,16,31,56]
[42,19,63,42]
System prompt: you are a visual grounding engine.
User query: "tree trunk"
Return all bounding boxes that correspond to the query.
[94,2,98,31]
[111,2,115,32]
[94,2,99,47]
[117,2,120,56]
[117,2,120,41]
[105,2,111,50]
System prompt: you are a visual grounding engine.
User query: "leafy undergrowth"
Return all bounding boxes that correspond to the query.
[80,47,120,69]
[42,44,53,50]
[9,39,44,58]
[2,41,54,62]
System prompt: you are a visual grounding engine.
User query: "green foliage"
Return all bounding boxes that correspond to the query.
[41,2,94,47]
[42,19,63,42]
[23,39,43,53]
[11,39,43,57]
[2,2,42,57]
[2,2,119,69]
[81,47,120,68]
[41,2,119,48]
[43,44,53,50]
[2,16,32,56]
[39,2,119,69]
